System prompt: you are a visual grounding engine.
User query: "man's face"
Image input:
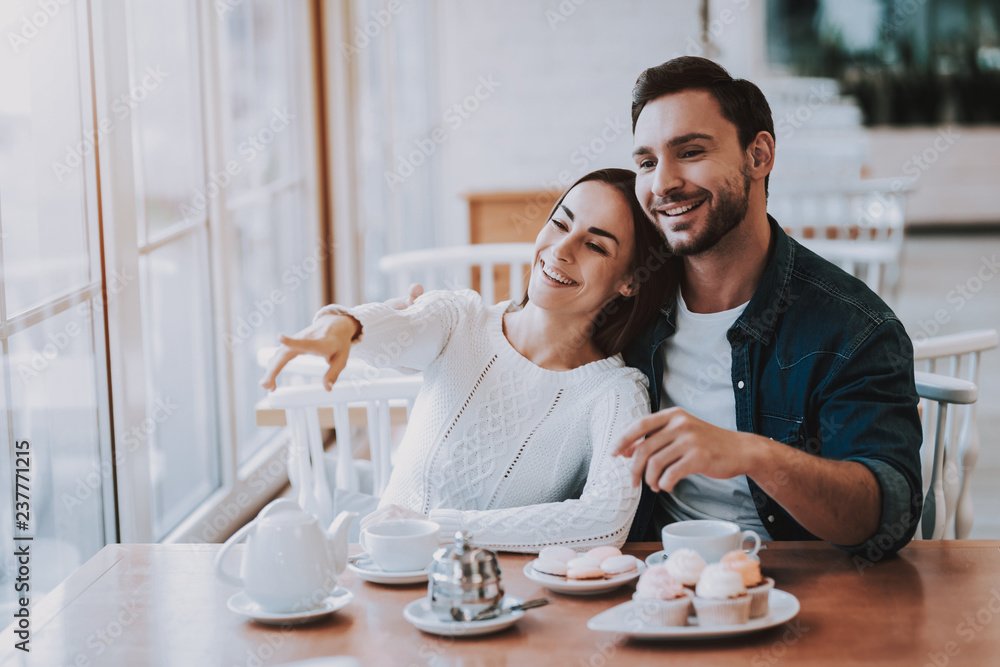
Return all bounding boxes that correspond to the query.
[632,90,752,257]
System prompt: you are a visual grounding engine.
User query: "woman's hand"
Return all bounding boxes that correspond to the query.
[359,504,428,533]
[258,313,361,391]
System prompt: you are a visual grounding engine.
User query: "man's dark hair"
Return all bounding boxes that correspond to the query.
[631,57,775,196]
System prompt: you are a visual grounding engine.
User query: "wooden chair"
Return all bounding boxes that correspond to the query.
[258,375,423,537]
[912,329,999,538]
[768,178,912,297]
[913,371,979,540]
[378,243,535,304]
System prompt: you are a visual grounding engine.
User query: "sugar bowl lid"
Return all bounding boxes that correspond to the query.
[432,530,501,582]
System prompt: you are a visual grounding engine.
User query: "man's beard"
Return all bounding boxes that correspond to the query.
[651,163,752,257]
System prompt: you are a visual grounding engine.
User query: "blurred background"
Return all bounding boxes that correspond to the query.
[0,0,998,612]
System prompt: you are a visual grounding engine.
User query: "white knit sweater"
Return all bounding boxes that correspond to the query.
[317,290,649,552]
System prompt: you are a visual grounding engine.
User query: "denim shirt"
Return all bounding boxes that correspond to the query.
[624,216,923,558]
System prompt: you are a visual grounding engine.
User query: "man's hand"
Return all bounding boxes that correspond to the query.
[360,504,428,533]
[384,283,424,310]
[613,407,761,492]
[259,313,360,391]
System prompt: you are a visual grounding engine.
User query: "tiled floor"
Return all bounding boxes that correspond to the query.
[890,231,1000,539]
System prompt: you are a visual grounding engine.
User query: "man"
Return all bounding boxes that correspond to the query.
[613,56,922,557]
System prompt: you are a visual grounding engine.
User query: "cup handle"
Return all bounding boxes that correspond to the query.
[741,530,761,557]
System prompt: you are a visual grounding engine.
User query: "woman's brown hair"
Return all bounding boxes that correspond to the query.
[520,168,678,356]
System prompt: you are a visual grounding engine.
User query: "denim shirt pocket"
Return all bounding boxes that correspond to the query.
[756,412,805,447]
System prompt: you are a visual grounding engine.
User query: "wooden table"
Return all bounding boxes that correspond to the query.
[3,541,999,666]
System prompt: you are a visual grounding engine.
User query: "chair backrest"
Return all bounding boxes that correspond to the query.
[378,243,535,304]
[768,178,911,296]
[913,371,979,540]
[911,329,998,539]
[260,375,423,526]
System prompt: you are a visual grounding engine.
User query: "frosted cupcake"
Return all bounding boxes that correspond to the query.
[631,565,692,627]
[692,564,751,625]
[721,550,774,618]
[663,548,705,588]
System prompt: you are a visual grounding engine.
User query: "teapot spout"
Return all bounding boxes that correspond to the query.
[325,511,359,574]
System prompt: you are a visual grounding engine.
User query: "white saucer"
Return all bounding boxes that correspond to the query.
[402,595,526,637]
[523,558,645,595]
[644,549,760,567]
[227,588,353,625]
[347,553,431,585]
[587,589,800,639]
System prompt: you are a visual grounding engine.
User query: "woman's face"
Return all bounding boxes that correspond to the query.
[528,181,637,319]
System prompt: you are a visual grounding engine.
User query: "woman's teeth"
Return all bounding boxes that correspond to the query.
[542,264,576,285]
[663,199,705,216]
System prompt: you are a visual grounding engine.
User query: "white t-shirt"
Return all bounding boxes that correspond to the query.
[657,291,772,539]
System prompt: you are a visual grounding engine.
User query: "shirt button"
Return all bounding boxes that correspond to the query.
[767,515,775,523]
[737,380,745,389]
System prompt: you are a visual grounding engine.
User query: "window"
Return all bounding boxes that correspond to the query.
[0,0,325,599]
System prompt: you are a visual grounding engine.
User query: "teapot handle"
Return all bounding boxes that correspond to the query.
[214,520,255,588]
[214,498,303,587]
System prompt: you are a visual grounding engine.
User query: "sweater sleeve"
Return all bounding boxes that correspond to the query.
[429,372,649,552]
[314,289,481,373]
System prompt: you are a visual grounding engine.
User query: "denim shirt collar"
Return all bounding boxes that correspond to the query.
[653,214,795,346]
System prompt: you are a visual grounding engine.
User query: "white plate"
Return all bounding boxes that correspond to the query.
[523,558,645,595]
[587,589,800,639]
[347,553,431,585]
[227,588,354,625]
[644,549,760,567]
[402,595,526,637]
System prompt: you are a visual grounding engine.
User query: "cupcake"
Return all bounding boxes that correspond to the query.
[632,565,692,627]
[721,550,774,618]
[663,548,706,588]
[692,564,751,625]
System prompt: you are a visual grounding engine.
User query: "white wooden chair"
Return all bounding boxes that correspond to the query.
[912,329,999,539]
[378,243,535,304]
[913,371,979,540]
[258,375,423,538]
[768,178,912,297]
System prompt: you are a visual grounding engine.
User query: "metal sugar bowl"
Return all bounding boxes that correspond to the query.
[428,531,504,621]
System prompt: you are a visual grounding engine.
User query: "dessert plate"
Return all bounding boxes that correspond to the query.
[228,588,354,625]
[403,595,526,637]
[347,552,431,585]
[523,559,645,596]
[587,589,800,639]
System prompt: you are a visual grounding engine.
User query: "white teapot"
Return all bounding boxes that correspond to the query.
[214,498,357,614]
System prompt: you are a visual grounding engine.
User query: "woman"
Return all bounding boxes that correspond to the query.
[260,168,677,551]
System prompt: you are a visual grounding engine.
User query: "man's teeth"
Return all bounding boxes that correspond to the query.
[542,265,576,285]
[663,200,704,216]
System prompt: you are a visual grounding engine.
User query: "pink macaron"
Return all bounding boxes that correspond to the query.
[600,554,639,576]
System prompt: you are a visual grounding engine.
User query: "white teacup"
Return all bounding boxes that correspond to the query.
[360,519,440,572]
[661,519,761,563]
